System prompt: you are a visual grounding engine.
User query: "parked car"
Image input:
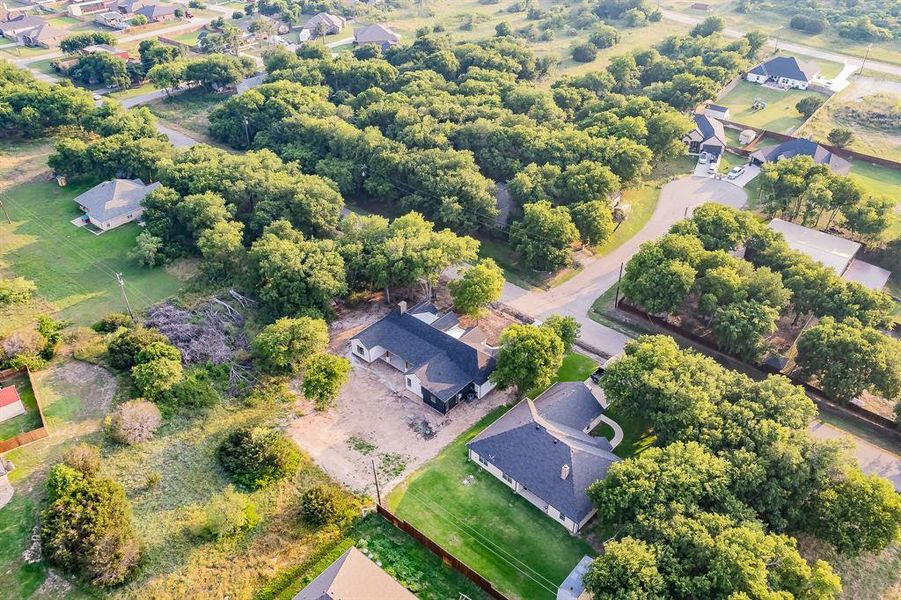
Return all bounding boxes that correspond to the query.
[707,157,719,173]
[727,166,746,180]
[698,151,708,164]
[590,367,605,384]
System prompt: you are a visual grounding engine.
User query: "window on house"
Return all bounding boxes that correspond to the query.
[502,473,512,483]
[406,377,413,388]
[558,511,566,521]
[354,345,364,356]
[478,455,487,465]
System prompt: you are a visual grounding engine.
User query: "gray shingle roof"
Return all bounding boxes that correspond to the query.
[293,547,415,600]
[74,179,159,222]
[750,138,850,174]
[749,56,819,83]
[353,305,495,401]
[534,382,603,430]
[468,384,619,523]
[354,23,399,44]
[135,3,175,18]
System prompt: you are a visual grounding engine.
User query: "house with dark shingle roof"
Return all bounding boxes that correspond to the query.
[683,114,726,157]
[750,138,850,175]
[350,301,496,414]
[468,382,619,533]
[301,12,346,36]
[353,23,399,50]
[746,56,819,89]
[293,546,416,600]
[73,179,160,232]
[134,3,177,22]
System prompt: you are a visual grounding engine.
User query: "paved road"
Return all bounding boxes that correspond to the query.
[809,421,901,491]
[502,176,748,355]
[661,9,901,78]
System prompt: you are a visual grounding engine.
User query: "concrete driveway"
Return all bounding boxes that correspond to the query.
[502,176,748,356]
[809,421,901,491]
[728,164,761,188]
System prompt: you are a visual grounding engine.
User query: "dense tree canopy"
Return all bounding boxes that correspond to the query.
[491,323,564,393]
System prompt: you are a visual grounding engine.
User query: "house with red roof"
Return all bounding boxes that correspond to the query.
[0,385,25,424]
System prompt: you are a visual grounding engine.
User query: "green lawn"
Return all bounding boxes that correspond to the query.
[0,180,188,327]
[387,406,595,600]
[109,81,156,100]
[147,88,229,143]
[590,403,655,460]
[719,81,826,134]
[264,514,489,600]
[0,372,41,441]
[848,160,901,240]
[528,352,598,398]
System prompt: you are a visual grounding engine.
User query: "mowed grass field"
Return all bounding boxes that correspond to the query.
[718,80,826,134]
[388,354,598,600]
[848,160,901,240]
[0,180,187,328]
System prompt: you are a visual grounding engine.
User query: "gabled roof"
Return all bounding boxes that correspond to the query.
[750,138,851,175]
[692,114,725,145]
[468,383,619,523]
[354,23,399,44]
[749,56,819,83]
[534,382,603,430]
[768,218,860,274]
[302,12,344,30]
[135,3,175,18]
[19,20,64,41]
[707,103,728,112]
[0,14,45,33]
[293,547,415,600]
[353,304,495,401]
[0,386,21,408]
[74,179,159,222]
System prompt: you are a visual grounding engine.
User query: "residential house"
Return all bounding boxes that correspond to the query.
[0,15,65,47]
[94,10,127,27]
[746,56,819,89]
[134,4,177,22]
[301,12,345,36]
[0,386,25,424]
[353,23,399,50]
[293,547,416,600]
[73,179,160,232]
[767,219,891,290]
[0,4,29,22]
[749,137,850,175]
[67,0,115,16]
[116,0,146,13]
[704,103,730,121]
[350,301,496,414]
[468,382,620,533]
[683,113,726,157]
[83,43,129,58]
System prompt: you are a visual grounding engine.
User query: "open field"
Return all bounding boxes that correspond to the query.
[718,80,825,133]
[387,354,599,600]
[147,88,226,142]
[847,160,901,240]
[660,0,901,66]
[0,372,41,441]
[0,179,189,328]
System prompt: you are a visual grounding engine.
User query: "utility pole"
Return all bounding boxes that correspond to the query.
[858,44,872,75]
[613,262,624,308]
[371,459,382,506]
[115,273,134,320]
[243,116,250,147]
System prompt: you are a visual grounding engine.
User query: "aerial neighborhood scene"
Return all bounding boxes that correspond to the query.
[1,0,900,595]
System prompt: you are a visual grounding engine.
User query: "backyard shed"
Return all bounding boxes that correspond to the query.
[0,386,25,424]
[739,129,756,145]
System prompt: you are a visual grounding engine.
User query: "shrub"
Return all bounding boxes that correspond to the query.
[300,483,355,527]
[205,485,260,540]
[589,25,619,49]
[796,96,824,119]
[41,466,140,587]
[92,313,134,333]
[131,357,184,399]
[130,14,148,25]
[231,10,243,18]
[252,316,329,375]
[62,443,101,476]
[218,426,301,490]
[302,353,352,411]
[572,42,599,62]
[106,327,168,370]
[106,399,162,445]
[160,368,221,412]
[827,127,854,148]
[0,276,36,306]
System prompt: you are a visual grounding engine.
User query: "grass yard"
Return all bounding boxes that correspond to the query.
[847,160,901,240]
[0,372,41,441]
[590,403,655,460]
[387,406,595,600]
[263,514,490,600]
[528,352,598,399]
[719,81,826,134]
[109,81,156,100]
[0,180,188,328]
[48,16,82,27]
[797,536,901,600]
[147,88,225,142]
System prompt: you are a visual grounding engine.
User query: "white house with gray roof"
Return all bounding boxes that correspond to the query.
[73,179,160,232]
[468,382,619,533]
[746,56,819,89]
[350,301,496,414]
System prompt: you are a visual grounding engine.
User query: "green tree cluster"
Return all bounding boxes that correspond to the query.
[218,426,302,490]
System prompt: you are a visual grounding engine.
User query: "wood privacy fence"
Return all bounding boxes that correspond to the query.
[375,504,511,600]
[615,299,901,443]
[0,367,49,453]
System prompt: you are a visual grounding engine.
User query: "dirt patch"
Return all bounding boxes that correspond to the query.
[328,297,392,353]
[287,358,515,495]
[164,258,201,281]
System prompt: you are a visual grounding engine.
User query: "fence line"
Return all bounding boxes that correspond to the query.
[375,504,511,600]
[614,299,901,442]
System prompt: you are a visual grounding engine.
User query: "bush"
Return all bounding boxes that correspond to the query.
[105,399,162,445]
[827,127,854,148]
[158,368,221,412]
[106,327,168,370]
[41,466,140,587]
[796,96,824,119]
[92,313,134,333]
[62,443,101,476]
[252,316,329,375]
[790,14,826,34]
[132,357,184,399]
[300,483,355,527]
[130,14,148,25]
[589,25,619,49]
[218,426,301,490]
[0,276,36,306]
[572,43,599,62]
[302,353,352,411]
[231,10,243,18]
[205,485,260,540]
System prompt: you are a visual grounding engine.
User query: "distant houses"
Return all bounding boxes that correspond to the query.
[746,56,819,90]
[467,382,620,533]
[353,23,399,50]
[293,547,416,600]
[73,179,160,233]
[0,15,65,47]
[301,12,345,37]
[134,3,177,22]
[749,138,850,175]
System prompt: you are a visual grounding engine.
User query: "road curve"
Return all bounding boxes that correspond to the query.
[660,9,901,78]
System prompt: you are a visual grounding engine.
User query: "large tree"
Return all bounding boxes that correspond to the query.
[449,259,505,317]
[252,316,329,375]
[510,200,579,272]
[491,323,564,394]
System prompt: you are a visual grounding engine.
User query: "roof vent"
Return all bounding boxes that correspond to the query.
[398,300,407,314]
[561,464,570,480]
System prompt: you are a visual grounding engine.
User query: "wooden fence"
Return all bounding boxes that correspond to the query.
[615,299,901,443]
[376,504,511,600]
[0,367,49,453]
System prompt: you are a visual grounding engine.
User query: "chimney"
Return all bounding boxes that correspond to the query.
[398,300,407,314]
[560,464,570,480]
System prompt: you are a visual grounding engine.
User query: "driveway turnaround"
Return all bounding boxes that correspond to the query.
[502,176,748,356]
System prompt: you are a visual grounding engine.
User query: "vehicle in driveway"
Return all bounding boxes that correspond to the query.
[698,151,708,164]
[590,366,605,383]
[727,166,746,180]
[707,156,720,173]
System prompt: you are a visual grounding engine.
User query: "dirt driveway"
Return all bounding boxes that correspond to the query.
[287,356,515,496]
